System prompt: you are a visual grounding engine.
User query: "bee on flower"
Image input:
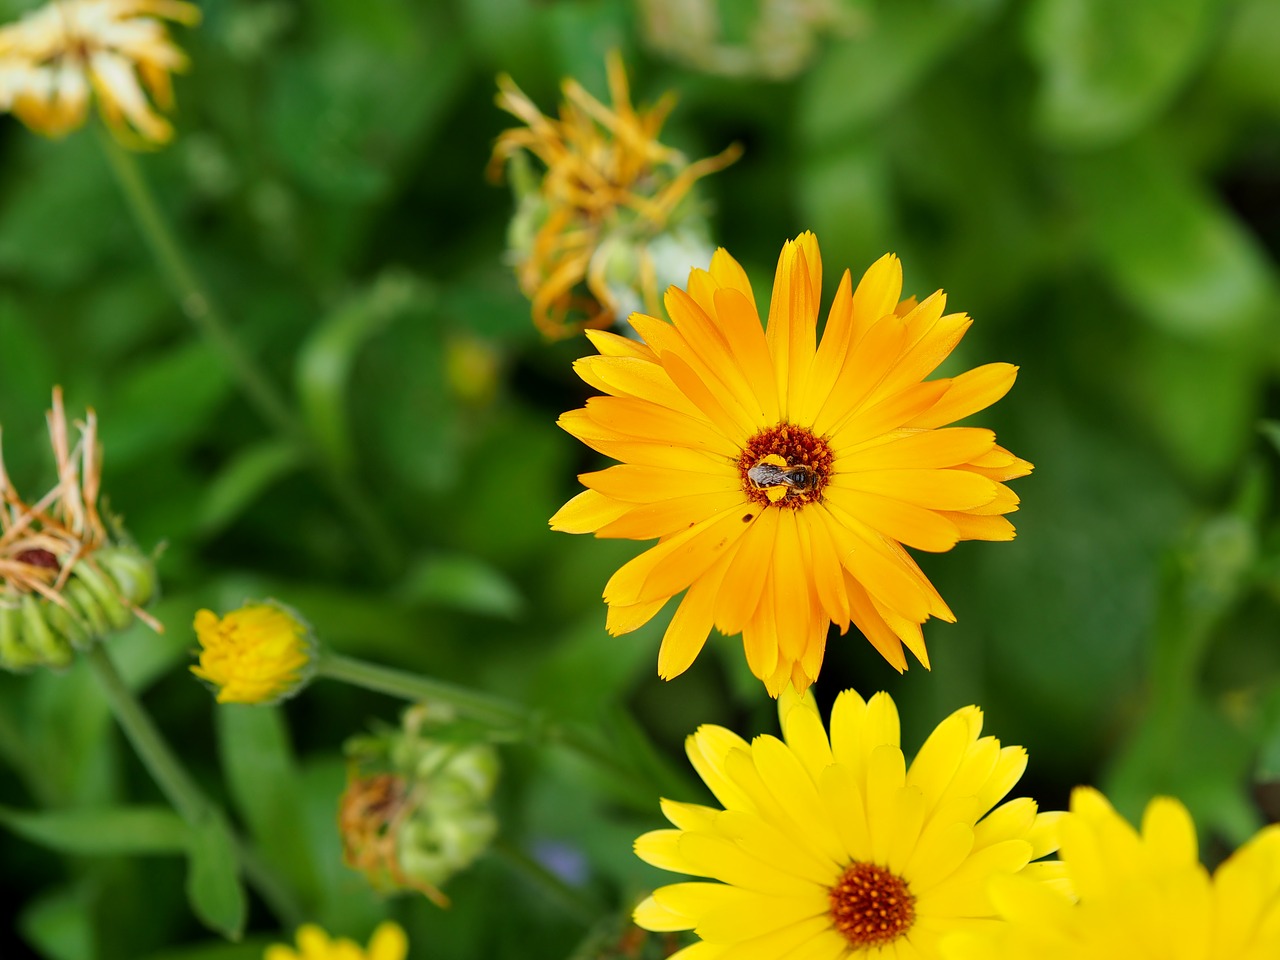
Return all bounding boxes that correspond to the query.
[489,51,741,339]
[552,232,1032,695]
[0,388,160,672]
[0,0,200,146]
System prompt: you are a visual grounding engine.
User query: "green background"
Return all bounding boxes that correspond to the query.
[1,0,1279,956]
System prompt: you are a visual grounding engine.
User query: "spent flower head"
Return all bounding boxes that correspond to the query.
[489,51,741,339]
[340,702,500,905]
[0,0,200,146]
[190,600,315,705]
[635,687,1063,959]
[0,387,159,672]
[942,786,1280,960]
[552,232,1031,695]
[264,922,409,960]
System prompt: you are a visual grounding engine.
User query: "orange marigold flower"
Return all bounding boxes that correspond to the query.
[551,232,1032,695]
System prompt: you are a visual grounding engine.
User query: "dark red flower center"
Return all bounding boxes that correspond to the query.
[828,861,916,948]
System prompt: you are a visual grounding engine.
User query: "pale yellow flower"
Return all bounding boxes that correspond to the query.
[942,787,1280,960]
[0,0,199,145]
[634,687,1062,959]
[264,922,409,960]
[191,601,314,705]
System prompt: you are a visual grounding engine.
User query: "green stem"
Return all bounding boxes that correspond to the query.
[492,838,598,926]
[97,128,298,441]
[314,652,662,803]
[86,645,303,927]
[97,129,401,575]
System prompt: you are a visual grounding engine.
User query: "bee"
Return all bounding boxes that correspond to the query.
[747,461,816,493]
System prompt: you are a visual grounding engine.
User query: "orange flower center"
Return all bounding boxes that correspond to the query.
[738,423,833,508]
[828,861,916,948]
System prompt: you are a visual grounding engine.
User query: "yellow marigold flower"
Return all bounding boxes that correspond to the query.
[264,922,409,960]
[0,387,159,672]
[551,232,1032,695]
[489,51,741,339]
[941,786,1280,960]
[0,0,200,146]
[191,600,314,705]
[634,687,1062,959]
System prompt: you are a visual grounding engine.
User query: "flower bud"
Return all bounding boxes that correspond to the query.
[340,703,500,904]
[190,600,315,705]
[0,389,161,673]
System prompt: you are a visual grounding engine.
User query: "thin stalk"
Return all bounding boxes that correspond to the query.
[97,128,297,440]
[492,838,598,926]
[97,129,401,574]
[314,651,661,802]
[86,644,302,927]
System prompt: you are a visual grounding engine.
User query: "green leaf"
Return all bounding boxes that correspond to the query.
[18,883,94,960]
[1067,140,1274,339]
[0,804,189,855]
[396,553,525,619]
[1261,421,1280,457]
[216,704,318,906]
[1026,0,1225,146]
[185,813,247,941]
[197,439,304,535]
[296,270,435,472]
[799,0,999,147]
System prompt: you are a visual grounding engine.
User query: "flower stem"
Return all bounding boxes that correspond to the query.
[86,644,303,927]
[492,838,599,926]
[96,129,401,574]
[314,651,665,804]
[96,128,297,441]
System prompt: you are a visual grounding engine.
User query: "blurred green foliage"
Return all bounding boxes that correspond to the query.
[0,0,1279,956]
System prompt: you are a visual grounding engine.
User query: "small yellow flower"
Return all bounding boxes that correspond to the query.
[634,687,1062,959]
[0,387,160,672]
[0,0,200,146]
[489,51,741,339]
[942,786,1280,960]
[552,233,1031,695]
[264,922,409,960]
[191,601,314,705]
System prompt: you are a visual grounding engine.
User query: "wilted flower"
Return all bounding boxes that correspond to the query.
[0,388,159,672]
[264,922,409,960]
[635,687,1063,959]
[0,0,200,146]
[489,51,741,339]
[190,600,315,705]
[341,703,500,905]
[942,787,1280,960]
[552,233,1031,695]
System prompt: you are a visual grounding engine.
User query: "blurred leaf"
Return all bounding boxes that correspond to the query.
[185,813,246,941]
[396,553,525,619]
[1132,332,1262,484]
[0,297,56,413]
[796,141,893,275]
[216,705,318,907]
[1067,140,1274,339]
[799,0,1000,147]
[101,340,234,468]
[139,943,269,960]
[1261,421,1280,456]
[1209,0,1280,116]
[197,439,304,536]
[296,271,435,473]
[18,883,94,960]
[1025,0,1225,146]
[0,805,189,855]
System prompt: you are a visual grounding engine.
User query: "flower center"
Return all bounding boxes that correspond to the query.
[828,861,916,949]
[13,548,60,571]
[738,423,833,508]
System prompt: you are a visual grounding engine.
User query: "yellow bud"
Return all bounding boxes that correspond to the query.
[190,600,315,705]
